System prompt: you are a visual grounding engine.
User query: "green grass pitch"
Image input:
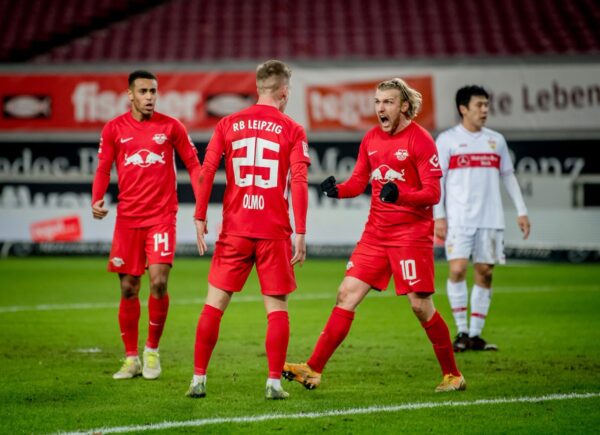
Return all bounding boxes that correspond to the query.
[1,257,599,434]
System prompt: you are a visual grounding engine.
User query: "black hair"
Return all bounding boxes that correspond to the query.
[455,85,488,117]
[128,70,157,87]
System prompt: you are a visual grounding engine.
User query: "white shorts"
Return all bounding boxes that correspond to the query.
[445,227,506,265]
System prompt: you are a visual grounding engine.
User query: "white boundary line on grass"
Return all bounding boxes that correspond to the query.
[56,392,600,435]
[2,285,598,314]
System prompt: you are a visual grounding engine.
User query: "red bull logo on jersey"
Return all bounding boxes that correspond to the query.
[153,133,167,144]
[124,150,166,167]
[371,165,405,184]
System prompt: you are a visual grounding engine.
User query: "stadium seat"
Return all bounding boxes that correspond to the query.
[2,0,598,63]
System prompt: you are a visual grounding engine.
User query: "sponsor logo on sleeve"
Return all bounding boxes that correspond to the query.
[302,141,310,158]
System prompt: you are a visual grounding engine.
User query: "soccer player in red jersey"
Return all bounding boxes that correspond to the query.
[186,60,310,400]
[284,78,466,393]
[91,70,201,380]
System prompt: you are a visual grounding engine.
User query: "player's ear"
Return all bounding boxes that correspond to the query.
[127,87,134,102]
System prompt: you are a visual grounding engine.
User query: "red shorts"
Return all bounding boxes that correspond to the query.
[208,233,296,295]
[108,222,176,276]
[345,242,435,295]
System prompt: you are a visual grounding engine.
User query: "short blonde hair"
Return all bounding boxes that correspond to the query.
[377,78,422,120]
[256,60,291,93]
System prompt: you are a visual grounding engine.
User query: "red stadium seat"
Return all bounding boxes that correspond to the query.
[2,0,598,63]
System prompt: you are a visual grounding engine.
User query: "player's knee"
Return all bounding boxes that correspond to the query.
[120,278,140,299]
[410,302,428,321]
[150,275,168,297]
[335,284,358,310]
[449,267,467,282]
[475,265,493,286]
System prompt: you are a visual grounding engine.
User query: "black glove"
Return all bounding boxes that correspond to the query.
[380,182,399,203]
[320,176,339,198]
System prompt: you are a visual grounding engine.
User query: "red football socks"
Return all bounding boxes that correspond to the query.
[146,293,170,349]
[266,310,290,379]
[194,304,224,375]
[307,306,355,373]
[118,297,140,357]
[422,311,461,376]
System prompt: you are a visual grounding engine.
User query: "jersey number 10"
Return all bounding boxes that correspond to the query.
[232,137,280,189]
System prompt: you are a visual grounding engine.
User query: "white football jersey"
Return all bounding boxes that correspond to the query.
[434,124,514,229]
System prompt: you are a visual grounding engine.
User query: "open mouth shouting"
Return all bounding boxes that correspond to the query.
[379,114,390,130]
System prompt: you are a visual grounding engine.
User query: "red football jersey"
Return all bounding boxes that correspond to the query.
[337,121,442,247]
[195,104,310,239]
[93,111,201,228]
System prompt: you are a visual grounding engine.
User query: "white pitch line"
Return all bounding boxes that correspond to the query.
[1,285,598,314]
[55,392,600,435]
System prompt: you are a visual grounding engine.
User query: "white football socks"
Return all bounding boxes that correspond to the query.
[193,374,206,385]
[447,279,469,334]
[266,378,282,389]
[469,285,492,337]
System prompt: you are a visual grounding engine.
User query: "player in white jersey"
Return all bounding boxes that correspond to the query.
[433,85,531,352]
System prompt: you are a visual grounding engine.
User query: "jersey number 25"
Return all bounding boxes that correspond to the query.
[232,137,279,189]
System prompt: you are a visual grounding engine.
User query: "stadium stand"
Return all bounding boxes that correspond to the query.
[2,0,598,63]
[0,0,165,62]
